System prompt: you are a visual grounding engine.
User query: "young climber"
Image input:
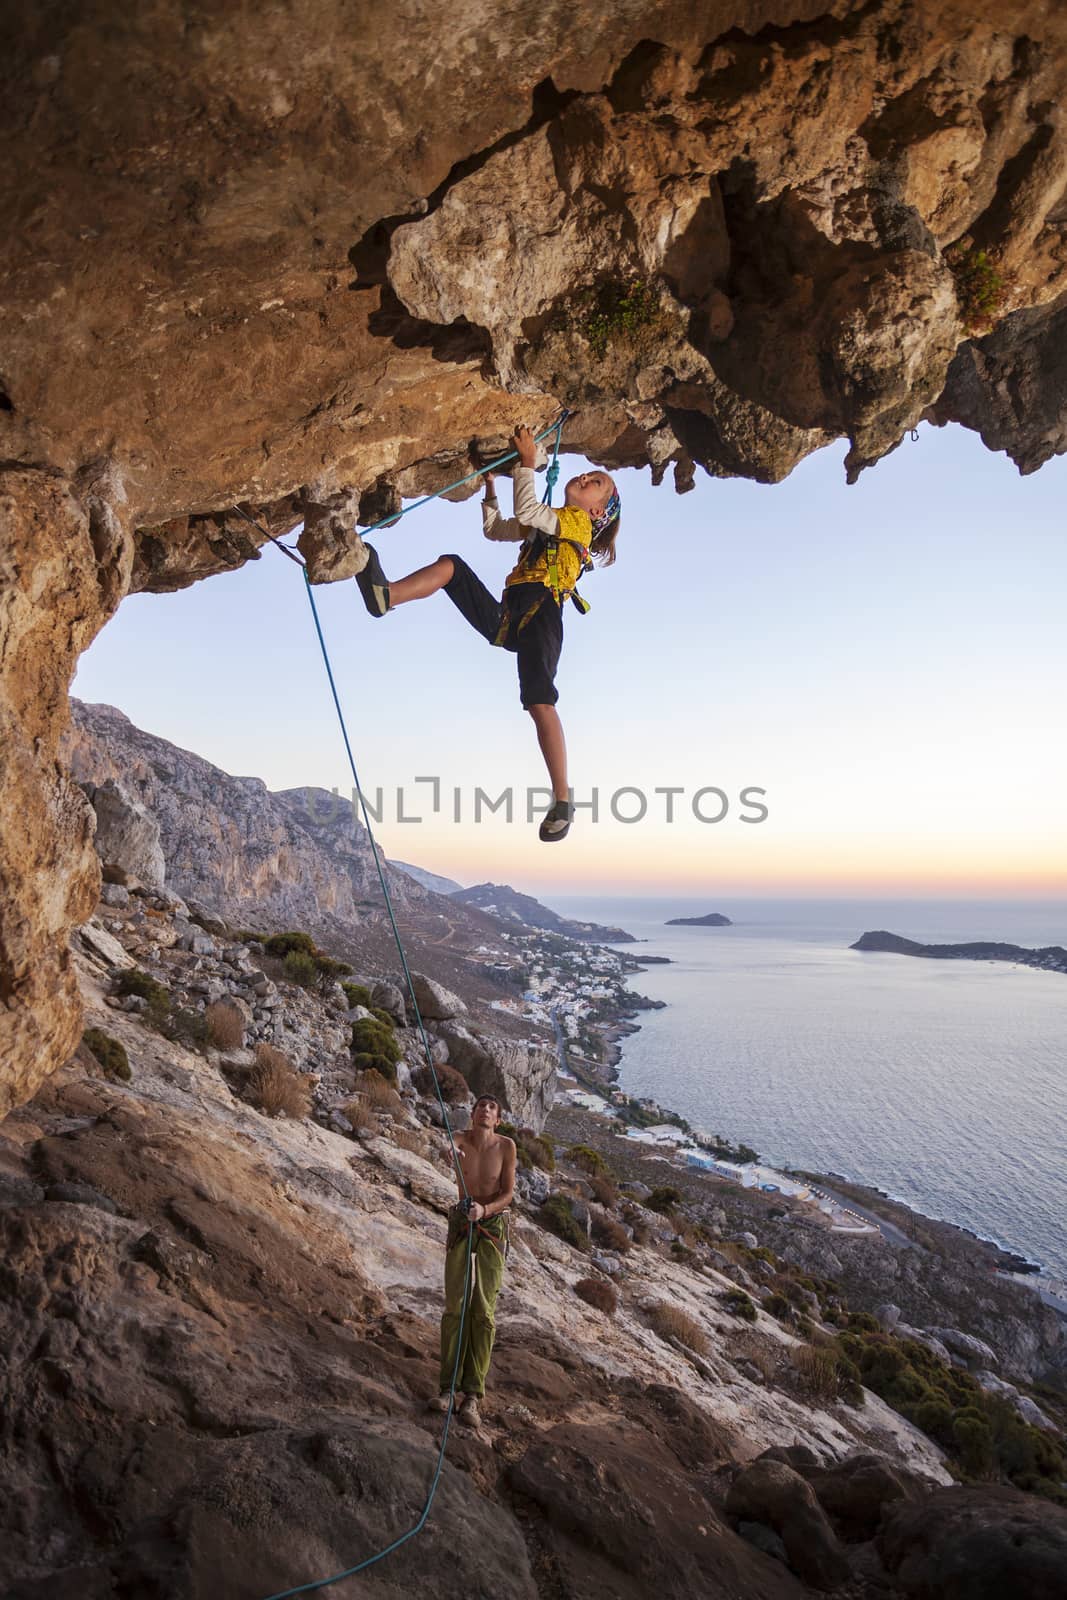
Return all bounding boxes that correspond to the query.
[355,423,620,842]
[430,1095,516,1427]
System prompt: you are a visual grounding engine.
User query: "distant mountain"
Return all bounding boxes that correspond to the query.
[391,860,464,895]
[666,911,732,926]
[451,882,635,943]
[851,930,1067,974]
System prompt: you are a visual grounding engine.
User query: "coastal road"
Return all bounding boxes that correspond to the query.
[812,1184,918,1250]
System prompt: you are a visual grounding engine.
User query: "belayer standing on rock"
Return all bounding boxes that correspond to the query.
[355,424,621,842]
[430,1094,516,1426]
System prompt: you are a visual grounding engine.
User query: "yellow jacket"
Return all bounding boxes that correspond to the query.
[483,467,592,600]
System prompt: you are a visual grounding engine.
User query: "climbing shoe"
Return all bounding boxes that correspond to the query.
[426,1392,451,1414]
[355,543,390,617]
[538,799,572,843]
[458,1398,482,1427]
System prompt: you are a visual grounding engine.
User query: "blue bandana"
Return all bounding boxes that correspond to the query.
[591,490,620,539]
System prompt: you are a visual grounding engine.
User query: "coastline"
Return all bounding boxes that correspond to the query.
[586,945,1064,1303]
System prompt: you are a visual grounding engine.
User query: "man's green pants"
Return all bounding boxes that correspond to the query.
[439,1207,508,1398]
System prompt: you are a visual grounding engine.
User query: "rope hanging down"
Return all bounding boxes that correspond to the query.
[240,409,571,1599]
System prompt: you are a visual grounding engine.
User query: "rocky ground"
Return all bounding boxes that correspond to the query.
[2,882,1066,1598]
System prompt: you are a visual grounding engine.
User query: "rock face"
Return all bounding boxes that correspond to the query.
[2,2,1067,1109]
[879,1484,1067,1599]
[437,1022,558,1129]
[65,700,431,938]
[83,779,167,890]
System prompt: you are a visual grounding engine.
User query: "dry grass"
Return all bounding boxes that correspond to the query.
[791,1342,841,1401]
[574,1277,619,1316]
[205,1000,246,1050]
[591,1212,631,1253]
[390,1126,429,1158]
[358,1068,402,1112]
[343,1097,376,1135]
[412,1062,470,1103]
[247,1051,312,1119]
[589,1172,618,1208]
[648,1302,709,1356]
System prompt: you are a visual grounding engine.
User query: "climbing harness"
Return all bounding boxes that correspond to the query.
[230,410,572,1599]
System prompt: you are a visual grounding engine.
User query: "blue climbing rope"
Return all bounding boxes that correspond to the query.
[238,408,573,1598]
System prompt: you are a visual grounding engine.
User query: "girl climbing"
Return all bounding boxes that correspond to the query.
[355,424,621,843]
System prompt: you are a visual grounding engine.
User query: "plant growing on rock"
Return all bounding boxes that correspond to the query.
[537,1194,589,1252]
[82,1027,130,1081]
[791,1343,843,1402]
[264,931,317,959]
[351,1017,401,1082]
[115,968,170,1025]
[356,1067,401,1113]
[646,1186,682,1215]
[566,1143,608,1177]
[204,999,245,1050]
[722,1288,758,1323]
[283,950,319,989]
[574,1277,619,1316]
[588,1171,617,1207]
[648,1302,709,1356]
[946,243,1010,335]
[411,1062,469,1103]
[592,1212,631,1253]
[343,1097,376,1135]
[342,981,375,1009]
[247,1045,311,1119]
[574,278,667,359]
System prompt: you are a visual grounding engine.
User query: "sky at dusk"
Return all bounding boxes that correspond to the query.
[74,421,1067,901]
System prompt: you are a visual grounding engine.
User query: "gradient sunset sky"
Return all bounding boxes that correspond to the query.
[74,421,1067,901]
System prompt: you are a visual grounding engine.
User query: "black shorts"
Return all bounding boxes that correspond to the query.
[442,555,563,709]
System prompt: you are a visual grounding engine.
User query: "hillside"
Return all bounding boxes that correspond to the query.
[453,882,636,943]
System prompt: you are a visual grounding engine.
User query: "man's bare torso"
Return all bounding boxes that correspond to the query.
[453,1131,513,1205]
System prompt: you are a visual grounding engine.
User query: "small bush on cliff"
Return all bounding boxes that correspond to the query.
[574,278,667,360]
[592,1212,631,1252]
[351,1017,401,1082]
[204,1000,245,1050]
[343,1097,376,1135]
[947,243,1010,335]
[264,931,317,959]
[342,982,375,1009]
[500,1122,555,1172]
[356,1068,401,1112]
[646,1186,682,1215]
[247,1044,311,1119]
[574,1277,618,1316]
[161,1006,210,1050]
[648,1302,709,1356]
[791,1343,843,1402]
[412,1062,469,1103]
[115,968,170,1024]
[538,1195,589,1252]
[82,1027,131,1081]
[722,1288,758,1323]
[588,1171,617,1207]
[283,950,319,989]
[566,1144,608,1177]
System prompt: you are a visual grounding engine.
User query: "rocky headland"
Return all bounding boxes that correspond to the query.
[852,930,1067,974]
[451,882,637,943]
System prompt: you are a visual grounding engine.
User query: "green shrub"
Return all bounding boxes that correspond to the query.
[574,278,666,359]
[538,1195,589,1252]
[646,1186,682,1214]
[352,1052,398,1083]
[352,1017,401,1064]
[342,981,375,1009]
[765,1293,793,1322]
[947,244,1009,335]
[115,968,170,1023]
[264,931,317,958]
[283,950,319,988]
[566,1143,608,1176]
[82,1027,130,1081]
[723,1288,758,1323]
[162,1006,211,1050]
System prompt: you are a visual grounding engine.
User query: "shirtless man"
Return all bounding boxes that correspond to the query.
[433,1095,516,1426]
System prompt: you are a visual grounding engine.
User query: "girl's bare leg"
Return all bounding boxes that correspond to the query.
[389,555,455,606]
[527,704,569,802]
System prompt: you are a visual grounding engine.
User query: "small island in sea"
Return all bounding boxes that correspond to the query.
[665,911,733,926]
[850,930,1067,975]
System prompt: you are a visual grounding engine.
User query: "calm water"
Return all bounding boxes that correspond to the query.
[552,897,1067,1279]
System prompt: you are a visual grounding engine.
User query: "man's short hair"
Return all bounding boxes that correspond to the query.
[473,1094,501,1112]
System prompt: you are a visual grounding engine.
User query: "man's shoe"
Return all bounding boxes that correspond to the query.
[355,543,390,617]
[458,1398,482,1426]
[426,1392,451,1413]
[539,799,572,842]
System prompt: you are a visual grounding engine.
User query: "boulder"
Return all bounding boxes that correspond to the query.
[879,1484,1067,1599]
[409,973,466,1021]
[731,1231,759,1250]
[806,1453,919,1542]
[87,779,166,890]
[725,1460,850,1590]
[371,980,407,1024]
[876,1302,901,1332]
[926,1327,998,1369]
[76,918,135,972]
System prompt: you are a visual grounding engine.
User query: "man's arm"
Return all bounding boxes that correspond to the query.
[479,1139,516,1219]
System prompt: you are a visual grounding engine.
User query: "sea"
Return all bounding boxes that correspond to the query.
[550,896,1067,1282]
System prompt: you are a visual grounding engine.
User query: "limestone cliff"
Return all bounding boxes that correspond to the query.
[2,1,1067,1108]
